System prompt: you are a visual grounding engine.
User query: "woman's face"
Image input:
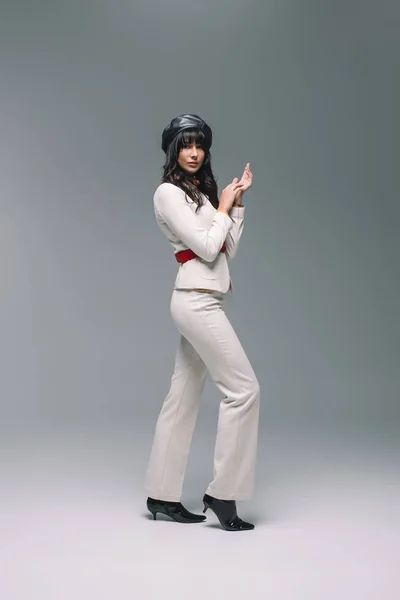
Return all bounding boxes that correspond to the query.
[178,138,205,174]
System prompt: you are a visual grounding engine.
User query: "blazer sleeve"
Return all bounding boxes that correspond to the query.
[224,205,245,261]
[154,183,233,262]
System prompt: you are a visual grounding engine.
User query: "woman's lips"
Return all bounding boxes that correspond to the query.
[188,162,198,166]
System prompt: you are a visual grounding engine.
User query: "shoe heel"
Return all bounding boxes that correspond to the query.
[203,502,209,513]
[149,510,157,520]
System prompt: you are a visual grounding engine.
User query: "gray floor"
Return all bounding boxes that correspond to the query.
[1,423,398,599]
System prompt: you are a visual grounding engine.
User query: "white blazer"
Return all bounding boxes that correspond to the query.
[153,182,245,293]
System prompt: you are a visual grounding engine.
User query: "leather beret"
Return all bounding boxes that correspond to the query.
[161,113,212,153]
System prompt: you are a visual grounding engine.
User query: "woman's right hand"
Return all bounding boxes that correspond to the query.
[218,178,245,213]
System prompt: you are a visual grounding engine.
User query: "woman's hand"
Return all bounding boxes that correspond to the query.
[238,162,253,192]
[218,178,245,213]
[233,163,252,204]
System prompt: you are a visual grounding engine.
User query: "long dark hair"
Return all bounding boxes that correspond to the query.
[161,128,219,213]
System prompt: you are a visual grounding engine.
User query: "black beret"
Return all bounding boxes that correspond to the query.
[161,113,212,153]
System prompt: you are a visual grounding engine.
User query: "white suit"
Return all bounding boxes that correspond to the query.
[153,182,245,292]
[144,182,260,501]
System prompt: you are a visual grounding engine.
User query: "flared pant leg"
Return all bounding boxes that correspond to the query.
[144,289,260,502]
[144,329,208,502]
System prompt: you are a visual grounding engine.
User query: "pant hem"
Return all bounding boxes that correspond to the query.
[145,490,182,502]
[204,489,253,501]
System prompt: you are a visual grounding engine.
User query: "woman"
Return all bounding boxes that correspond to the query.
[144,114,260,531]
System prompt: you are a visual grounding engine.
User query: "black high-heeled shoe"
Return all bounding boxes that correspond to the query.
[202,493,255,531]
[147,497,206,523]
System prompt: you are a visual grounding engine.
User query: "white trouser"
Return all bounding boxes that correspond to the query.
[144,289,260,501]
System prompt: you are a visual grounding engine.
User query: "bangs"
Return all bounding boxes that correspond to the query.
[178,128,208,149]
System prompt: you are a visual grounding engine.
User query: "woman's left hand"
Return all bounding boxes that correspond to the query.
[234,162,252,202]
[238,163,253,192]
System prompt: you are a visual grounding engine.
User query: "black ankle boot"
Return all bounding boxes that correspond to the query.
[202,493,255,531]
[147,497,206,523]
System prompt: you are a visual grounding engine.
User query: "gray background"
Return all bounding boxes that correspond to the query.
[1,1,399,598]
